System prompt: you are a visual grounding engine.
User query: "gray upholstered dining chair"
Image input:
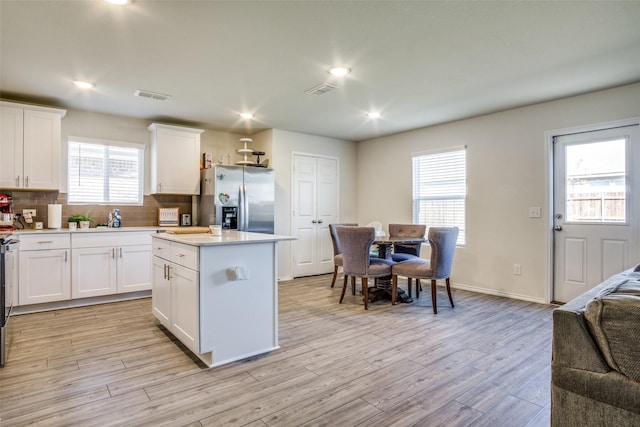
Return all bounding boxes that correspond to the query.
[388,223,426,262]
[328,223,357,288]
[391,227,459,314]
[337,226,394,310]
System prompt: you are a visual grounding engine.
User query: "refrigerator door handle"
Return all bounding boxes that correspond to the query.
[239,184,247,231]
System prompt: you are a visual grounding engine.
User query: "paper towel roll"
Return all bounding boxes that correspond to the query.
[48,204,62,229]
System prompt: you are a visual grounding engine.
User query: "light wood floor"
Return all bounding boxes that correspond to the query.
[0,274,555,426]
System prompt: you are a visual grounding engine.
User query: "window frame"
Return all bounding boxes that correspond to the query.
[411,145,467,246]
[67,136,145,206]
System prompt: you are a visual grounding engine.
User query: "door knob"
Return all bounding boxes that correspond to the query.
[317,219,323,224]
[554,225,563,231]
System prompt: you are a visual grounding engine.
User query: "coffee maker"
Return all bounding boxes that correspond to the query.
[0,195,14,232]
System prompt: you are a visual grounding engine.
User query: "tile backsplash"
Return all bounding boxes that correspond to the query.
[5,191,192,229]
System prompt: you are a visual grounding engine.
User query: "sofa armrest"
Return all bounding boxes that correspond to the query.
[552,307,609,373]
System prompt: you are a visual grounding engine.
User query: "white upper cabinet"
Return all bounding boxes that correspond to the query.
[0,101,66,190]
[148,123,203,195]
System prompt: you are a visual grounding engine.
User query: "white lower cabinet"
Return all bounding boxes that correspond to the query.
[17,230,154,307]
[18,234,71,305]
[152,240,199,355]
[71,232,153,298]
[71,246,117,298]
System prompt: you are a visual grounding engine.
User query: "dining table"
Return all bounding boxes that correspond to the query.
[368,235,426,303]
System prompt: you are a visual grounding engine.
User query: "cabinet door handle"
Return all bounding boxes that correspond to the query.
[119,247,123,258]
[16,176,20,187]
[163,264,167,280]
[166,264,171,279]
[38,240,54,244]
[65,250,68,262]
[317,219,323,224]
[112,248,116,258]
[25,176,29,188]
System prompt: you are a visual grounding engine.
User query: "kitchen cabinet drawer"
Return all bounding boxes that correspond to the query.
[19,234,70,251]
[153,239,171,259]
[71,231,153,248]
[171,242,199,270]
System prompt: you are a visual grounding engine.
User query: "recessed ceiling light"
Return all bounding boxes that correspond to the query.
[73,81,95,89]
[239,113,254,120]
[367,112,382,119]
[105,0,132,5]
[327,67,351,77]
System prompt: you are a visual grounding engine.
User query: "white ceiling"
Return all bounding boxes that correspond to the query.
[2,1,640,142]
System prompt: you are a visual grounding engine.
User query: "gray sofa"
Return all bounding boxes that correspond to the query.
[551,266,640,426]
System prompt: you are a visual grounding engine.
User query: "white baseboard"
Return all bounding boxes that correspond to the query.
[451,282,547,305]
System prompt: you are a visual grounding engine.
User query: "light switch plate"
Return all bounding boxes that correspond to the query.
[528,207,541,218]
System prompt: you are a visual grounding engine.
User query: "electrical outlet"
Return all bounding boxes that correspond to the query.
[513,264,522,275]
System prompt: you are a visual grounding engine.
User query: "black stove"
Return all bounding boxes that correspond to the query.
[1,232,19,367]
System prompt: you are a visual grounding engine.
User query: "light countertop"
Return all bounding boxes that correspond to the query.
[153,230,295,247]
[14,226,162,235]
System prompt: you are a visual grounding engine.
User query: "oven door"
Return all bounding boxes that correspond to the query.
[2,240,18,324]
[1,239,18,367]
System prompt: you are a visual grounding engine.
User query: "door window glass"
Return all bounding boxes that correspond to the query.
[565,139,626,223]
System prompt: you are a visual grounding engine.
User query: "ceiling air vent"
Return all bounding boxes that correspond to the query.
[304,83,337,95]
[134,89,171,101]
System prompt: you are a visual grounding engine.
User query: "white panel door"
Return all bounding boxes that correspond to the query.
[553,125,639,302]
[23,108,61,190]
[71,247,117,298]
[0,106,23,188]
[19,249,70,305]
[151,256,171,328]
[292,154,338,277]
[117,245,152,293]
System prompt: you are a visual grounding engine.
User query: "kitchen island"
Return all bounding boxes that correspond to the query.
[151,230,294,367]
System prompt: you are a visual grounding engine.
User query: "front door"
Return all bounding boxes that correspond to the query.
[553,125,639,303]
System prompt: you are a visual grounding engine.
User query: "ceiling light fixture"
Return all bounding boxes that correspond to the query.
[367,112,382,119]
[73,81,95,89]
[105,0,132,5]
[327,67,351,77]
[239,113,254,120]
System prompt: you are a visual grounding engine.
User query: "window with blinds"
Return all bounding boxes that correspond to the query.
[68,137,144,205]
[412,147,466,246]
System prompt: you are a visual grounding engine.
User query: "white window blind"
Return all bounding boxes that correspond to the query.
[68,137,144,205]
[412,147,466,246]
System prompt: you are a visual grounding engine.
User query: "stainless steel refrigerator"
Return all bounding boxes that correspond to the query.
[199,165,275,234]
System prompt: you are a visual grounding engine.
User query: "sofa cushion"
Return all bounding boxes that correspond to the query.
[584,278,640,382]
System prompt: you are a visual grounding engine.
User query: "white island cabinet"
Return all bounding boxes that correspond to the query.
[151,231,294,367]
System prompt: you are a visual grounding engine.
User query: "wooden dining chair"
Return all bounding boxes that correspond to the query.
[337,226,393,310]
[328,223,357,288]
[391,227,459,313]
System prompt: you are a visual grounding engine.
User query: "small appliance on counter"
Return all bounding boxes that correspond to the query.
[0,194,15,233]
